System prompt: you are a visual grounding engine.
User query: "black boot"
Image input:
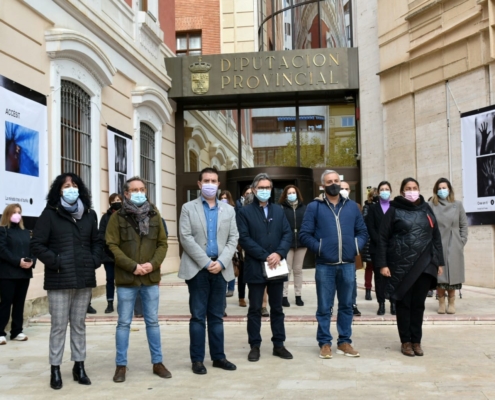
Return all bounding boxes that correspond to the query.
[390,302,396,315]
[86,304,97,314]
[282,297,290,307]
[295,296,304,306]
[105,301,114,314]
[365,289,372,301]
[50,365,63,390]
[377,302,385,316]
[72,361,91,385]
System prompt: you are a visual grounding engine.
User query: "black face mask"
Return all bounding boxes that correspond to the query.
[325,184,341,197]
[110,202,122,211]
[372,195,379,203]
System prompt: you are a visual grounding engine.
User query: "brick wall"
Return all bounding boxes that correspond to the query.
[175,0,220,55]
[161,0,176,52]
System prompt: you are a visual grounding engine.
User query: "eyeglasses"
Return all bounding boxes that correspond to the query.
[128,188,146,193]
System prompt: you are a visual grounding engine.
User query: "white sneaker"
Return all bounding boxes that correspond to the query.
[13,333,28,341]
[0,336,6,345]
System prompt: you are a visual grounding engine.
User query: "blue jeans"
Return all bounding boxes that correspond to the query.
[186,269,226,362]
[352,273,357,306]
[315,263,355,347]
[227,279,235,292]
[115,285,162,366]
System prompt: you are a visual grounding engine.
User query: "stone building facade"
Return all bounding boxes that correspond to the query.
[358,0,495,287]
[0,0,179,302]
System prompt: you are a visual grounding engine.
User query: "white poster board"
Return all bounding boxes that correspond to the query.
[461,105,495,225]
[107,126,133,197]
[0,76,48,217]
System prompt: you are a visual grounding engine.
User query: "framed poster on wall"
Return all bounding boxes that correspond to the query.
[461,104,495,225]
[107,126,133,197]
[0,75,48,221]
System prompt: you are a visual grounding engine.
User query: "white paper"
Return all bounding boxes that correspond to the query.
[264,259,289,279]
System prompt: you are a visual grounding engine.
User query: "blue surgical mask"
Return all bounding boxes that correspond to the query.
[380,191,391,201]
[287,193,297,202]
[220,198,229,203]
[256,189,271,202]
[130,192,147,206]
[437,189,449,199]
[62,187,79,204]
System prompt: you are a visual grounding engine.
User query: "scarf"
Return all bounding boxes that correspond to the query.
[60,197,85,220]
[287,199,299,209]
[123,197,151,235]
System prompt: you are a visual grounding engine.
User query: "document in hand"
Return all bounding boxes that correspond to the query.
[264,259,289,280]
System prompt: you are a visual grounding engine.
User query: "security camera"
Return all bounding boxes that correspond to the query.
[354,153,361,160]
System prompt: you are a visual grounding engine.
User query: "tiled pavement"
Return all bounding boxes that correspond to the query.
[1,269,495,399]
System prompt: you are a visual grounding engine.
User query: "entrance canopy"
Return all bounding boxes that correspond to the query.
[165,48,358,109]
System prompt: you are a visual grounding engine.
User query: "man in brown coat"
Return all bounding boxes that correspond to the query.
[106,176,169,382]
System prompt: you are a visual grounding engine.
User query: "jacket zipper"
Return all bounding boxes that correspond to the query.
[325,198,347,263]
[293,207,298,249]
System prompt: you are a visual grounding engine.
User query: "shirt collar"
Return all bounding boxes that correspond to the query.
[201,195,218,207]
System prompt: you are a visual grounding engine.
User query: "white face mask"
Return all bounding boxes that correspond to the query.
[340,189,349,199]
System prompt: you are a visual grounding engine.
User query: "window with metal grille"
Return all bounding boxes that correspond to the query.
[140,122,156,204]
[61,80,92,187]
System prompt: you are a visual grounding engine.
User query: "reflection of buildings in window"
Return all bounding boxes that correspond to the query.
[251,107,328,167]
[328,104,356,167]
[184,110,254,172]
[293,0,347,50]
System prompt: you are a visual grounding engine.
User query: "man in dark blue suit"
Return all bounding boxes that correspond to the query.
[236,173,292,362]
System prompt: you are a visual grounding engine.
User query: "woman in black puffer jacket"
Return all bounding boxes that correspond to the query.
[376,177,444,358]
[279,185,307,307]
[31,173,102,390]
[0,203,36,345]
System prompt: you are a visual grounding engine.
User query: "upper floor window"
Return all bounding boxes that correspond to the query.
[60,80,92,187]
[140,122,156,204]
[176,32,202,57]
[341,116,355,127]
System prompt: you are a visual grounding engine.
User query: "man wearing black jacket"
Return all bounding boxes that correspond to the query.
[236,173,293,362]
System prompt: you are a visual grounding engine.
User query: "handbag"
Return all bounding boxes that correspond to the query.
[355,254,363,270]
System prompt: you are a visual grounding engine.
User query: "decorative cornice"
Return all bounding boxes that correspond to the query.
[131,86,173,124]
[45,28,116,86]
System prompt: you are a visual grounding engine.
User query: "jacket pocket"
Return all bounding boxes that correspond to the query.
[148,222,159,240]
[119,226,134,242]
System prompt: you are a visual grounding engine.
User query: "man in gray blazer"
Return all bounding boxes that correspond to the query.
[178,167,239,375]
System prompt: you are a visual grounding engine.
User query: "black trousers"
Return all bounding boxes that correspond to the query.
[0,278,30,338]
[395,273,433,344]
[247,281,285,348]
[237,261,246,299]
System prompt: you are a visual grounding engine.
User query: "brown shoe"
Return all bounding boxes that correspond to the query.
[239,298,247,307]
[113,366,126,383]
[412,343,423,356]
[319,344,332,359]
[153,363,172,379]
[336,343,360,357]
[401,342,415,357]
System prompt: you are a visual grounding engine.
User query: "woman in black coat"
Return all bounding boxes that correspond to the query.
[98,193,123,313]
[366,181,396,316]
[31,173,102,390]
[279,185,307,307]
[375,177,444,357]
[0,203,36,345]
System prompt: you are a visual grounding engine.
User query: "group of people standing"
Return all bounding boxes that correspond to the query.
[0,166,468,389]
